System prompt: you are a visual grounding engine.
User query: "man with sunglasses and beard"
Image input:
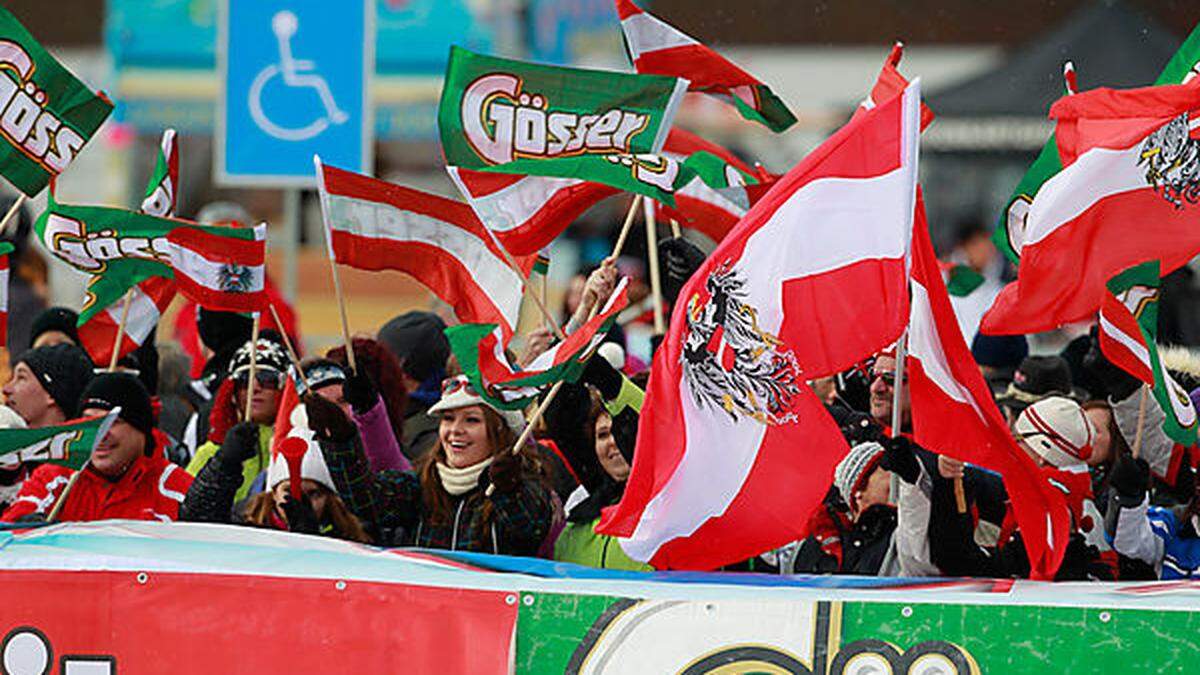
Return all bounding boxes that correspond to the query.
[185,336,289,502]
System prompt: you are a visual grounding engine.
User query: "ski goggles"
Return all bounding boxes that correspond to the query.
[232,367,285,390]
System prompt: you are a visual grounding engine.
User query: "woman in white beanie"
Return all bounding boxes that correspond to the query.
[311,375,554,554]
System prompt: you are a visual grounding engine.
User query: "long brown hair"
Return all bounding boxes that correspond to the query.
[417,405,523,525]
[242,488,372,544]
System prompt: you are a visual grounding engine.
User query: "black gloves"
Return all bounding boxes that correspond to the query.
[217,422,261,472]
[489,450,522,494]
[879,436,921,484]
[1082,333,1142,401]
[343,370,378,415]
[280,495,320,535]
[582,353,623,400]
[1111,455,1150,507]
[658,237,706,304]
[304,394,358,442]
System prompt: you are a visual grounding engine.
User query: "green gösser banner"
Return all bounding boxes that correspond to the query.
[439,46,692,204]
[0,411,117,472]
[0,8,113,197]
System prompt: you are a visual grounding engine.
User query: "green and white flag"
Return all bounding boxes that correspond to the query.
[0,410,118,472]
[438,46,692,205]
[0,8,113,197]
[995,23,1200,265]
[1100,261,1198,447]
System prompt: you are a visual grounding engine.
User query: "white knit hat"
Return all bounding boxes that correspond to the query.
[266,405,335,493]
[427,375,525,433]
[1014,396,1094,468]
[833,441,885,510]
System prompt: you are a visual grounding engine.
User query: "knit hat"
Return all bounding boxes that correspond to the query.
[301,358,347,394]
[378,311,450,383]
[832,441,886,511]
[78,373,156,455]
[266,405,335,492]
[14,344,95,418]
[29,307,80,348]
[971,333,1028,372]
[1014,396,1094,468]
[427,375,525,433]
[228,336,289,380]
[996,355,1075,413]
[196,307,254,355]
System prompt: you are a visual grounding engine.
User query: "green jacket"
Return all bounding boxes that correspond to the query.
[553,517,652,572]
[185,425,273,503]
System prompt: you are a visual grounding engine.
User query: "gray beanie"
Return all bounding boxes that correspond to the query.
[833,442,886,510]
[378,311,449,382]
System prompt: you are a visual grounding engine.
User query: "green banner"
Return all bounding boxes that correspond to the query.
[994,22,1200,265]
[515,592,1200,674]
[1107,261,1198,446]
[0,8,113,197]
[438,46,690,204]
[0,411,116,472]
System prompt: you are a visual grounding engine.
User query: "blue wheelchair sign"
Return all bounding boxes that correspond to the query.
[217,0,374,186]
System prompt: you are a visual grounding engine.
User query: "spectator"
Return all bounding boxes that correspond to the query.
[28,307,80,349]
[315,375,555,554]
[2,373,193,523]
[2,344,93,429]
[378,311,451,461]
[185,336,288,501]
[325,338,411,472]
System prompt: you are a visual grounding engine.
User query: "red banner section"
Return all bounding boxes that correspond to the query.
[0,570,517,673]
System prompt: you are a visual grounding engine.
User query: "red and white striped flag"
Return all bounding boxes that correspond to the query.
[657,128,764,244]
[982,80,1200,335]
[318,160,532,341]
[166,223,267,313]
[596,81,922,570]
[907,198,1071,581]
[0,242,11,349]
[79,129,179,365]
[614,0,796,132]
[853,42,935,131]
[446,167,617,257]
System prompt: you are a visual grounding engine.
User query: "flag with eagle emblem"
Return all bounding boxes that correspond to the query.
[166,223,266,312]
[596,80,921,570]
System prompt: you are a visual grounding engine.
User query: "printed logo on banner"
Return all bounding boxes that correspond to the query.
[0,45,86,173]
[0,429,86,471]
[461,74,651,165]
[40,214,170,274]
[565,600,980,675]
[2,627,116,675]
[1139,113,1200,208]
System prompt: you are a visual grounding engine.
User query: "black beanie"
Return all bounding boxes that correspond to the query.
[378,311,449,382]
[14,344,94,418]
[29,307,80,348]
[79,373,155,454]
[196,307,254,354]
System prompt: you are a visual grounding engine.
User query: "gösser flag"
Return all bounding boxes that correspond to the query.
[907,203,1070,580]
[0,411,118,472]
[1099,260,1198,446]
[614,0,796,132]
[597,81,922,570]
[438,46,690,205]
[980,80,1200,335]
[316,159,532,342]
[0,8,113,196]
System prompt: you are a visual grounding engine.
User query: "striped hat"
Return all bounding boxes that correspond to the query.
[833,442,886,511]
[1014,396,1094,468]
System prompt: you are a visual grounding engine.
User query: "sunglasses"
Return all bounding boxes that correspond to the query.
[233,369,284,390]
[441,376,479,397]
[872,371,907,388]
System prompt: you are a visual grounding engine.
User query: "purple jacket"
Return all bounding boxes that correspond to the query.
[353,397,410,473]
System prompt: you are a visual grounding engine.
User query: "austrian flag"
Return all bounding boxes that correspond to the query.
[317,159,531,341]
[166,223,266,312]
[597,81,921,570]
[615,0,796,132]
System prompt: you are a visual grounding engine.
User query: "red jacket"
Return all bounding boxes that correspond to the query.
[1,456,193,523]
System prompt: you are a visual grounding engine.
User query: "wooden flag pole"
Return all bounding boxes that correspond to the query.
[541,269,551,332]
[644,198,666,335]
[488,235,566,340]
[107,290,134,371]
[609,195,642,262]
[1132,384,1149,459]
[669,217,682,239]
[269,303,313,394]
[47,459,88,522]
[243,312,261,422]
[0,195,25,235]
[314,154,357,373]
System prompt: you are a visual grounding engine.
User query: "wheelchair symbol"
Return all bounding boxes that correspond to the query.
[248,10,349,142]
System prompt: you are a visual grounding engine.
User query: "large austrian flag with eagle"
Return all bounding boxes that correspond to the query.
[597,81,922,570]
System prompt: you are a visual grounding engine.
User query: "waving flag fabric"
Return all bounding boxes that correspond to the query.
[981,81,1200,335]
[317,160,531,342]
[907,199,1070,581]
[597,81,921,570]
[614,0,796,132]
[166,223,266,313]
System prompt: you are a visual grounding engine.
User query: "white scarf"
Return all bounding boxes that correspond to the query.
[436,458,493,496]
